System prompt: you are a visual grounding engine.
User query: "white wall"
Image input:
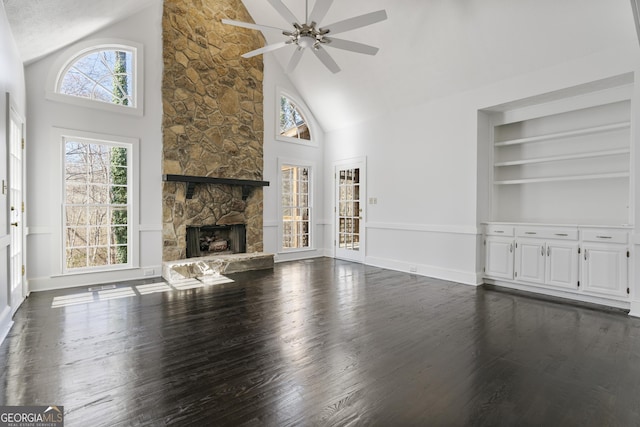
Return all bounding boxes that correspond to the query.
[25,4,164,291]
[262,54,326,262]
[324,44,640,287]
[0,3,26,340]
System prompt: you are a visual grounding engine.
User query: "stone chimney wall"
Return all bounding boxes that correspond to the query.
[162,0,265,261]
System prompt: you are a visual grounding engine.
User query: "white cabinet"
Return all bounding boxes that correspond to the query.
[485,237,514,280]
[545,242,579,289]
[514,238,578,290]
[515,239,545,284]
[581,228,629,298]
[582,245,628,297]
[484,223,630,306]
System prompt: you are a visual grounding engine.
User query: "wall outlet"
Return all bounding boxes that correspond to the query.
[144,269,155,276]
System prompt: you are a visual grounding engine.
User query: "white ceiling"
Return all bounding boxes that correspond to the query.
[2,0,161,64]
[3,0,638,132]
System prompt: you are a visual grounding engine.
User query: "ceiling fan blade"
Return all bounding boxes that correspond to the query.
[312,46,340,73]
[221,19,288,33]
[322,10,387,35]
[308,0,334,25]
[241,41,290,58]
[267,0,299,25]
[286,48,305,73]
[324,37,379,55]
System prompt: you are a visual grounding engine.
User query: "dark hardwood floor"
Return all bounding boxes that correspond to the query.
[2,257,640,426]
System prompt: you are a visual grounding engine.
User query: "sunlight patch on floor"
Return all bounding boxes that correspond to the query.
[50,292,95,308]
[51,275,235,308]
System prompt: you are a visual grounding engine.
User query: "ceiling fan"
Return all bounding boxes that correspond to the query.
[222,0,387,73]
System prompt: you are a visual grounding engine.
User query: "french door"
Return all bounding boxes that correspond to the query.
[335,159,365,263]
[8,102,25,313]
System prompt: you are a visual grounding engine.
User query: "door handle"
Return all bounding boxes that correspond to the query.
[10,222,18,227]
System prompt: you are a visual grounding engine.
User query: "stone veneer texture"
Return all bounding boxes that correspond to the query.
[162,0,265,261]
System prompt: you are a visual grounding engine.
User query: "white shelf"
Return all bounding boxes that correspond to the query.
[494,121,630,147]
[494,148,630,167]
[494,172,629,185]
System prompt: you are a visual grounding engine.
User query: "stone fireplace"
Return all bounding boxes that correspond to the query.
[161,0,268,266]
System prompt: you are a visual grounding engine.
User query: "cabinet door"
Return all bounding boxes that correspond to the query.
[485,237,514,280]
[515,239,545,284]
[582,244,628,297]
[545,242,578,289]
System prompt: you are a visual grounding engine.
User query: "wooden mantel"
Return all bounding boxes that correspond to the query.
[162,174,270,199]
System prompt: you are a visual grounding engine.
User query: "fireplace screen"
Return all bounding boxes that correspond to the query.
[186,224,246,258]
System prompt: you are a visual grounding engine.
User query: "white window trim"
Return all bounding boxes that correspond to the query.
[275,87,318,147]
[46,38,144,117]
[278,158,315,253]
[52,127,140,275]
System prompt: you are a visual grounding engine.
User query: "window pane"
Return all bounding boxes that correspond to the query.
[66,183,88,204]
[111,246,128,265]
[111,226,128,244]
[65,206,87,226]
[66,248,87,269]
[66,226,87,248]
[88,246,109,267]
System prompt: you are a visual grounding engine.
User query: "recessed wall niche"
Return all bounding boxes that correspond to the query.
[479,73,634,226]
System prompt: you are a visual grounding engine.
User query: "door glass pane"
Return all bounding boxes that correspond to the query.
[336,167,361,253]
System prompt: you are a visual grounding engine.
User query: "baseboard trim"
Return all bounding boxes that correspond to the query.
[485,279,631,311]
[0,306,14,346]
[365,256,481,286]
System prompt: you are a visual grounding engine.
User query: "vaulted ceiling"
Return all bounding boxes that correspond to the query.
[3,0,638,131]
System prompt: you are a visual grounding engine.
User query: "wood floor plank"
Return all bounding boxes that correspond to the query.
[1,258,640,426]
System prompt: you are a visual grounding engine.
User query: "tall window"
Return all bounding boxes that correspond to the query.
[63,139,131,271]
[279,95,311,141]
[281,165,311,249]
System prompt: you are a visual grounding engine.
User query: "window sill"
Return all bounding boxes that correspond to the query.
[279,247,317,254]
[53,265,138,278]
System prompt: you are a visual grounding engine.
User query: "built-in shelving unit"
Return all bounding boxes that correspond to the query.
[487,87,632,225]
[479,74,635,311]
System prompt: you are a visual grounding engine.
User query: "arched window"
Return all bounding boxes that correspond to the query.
[47,40,143,115]
[279,94,312,141]
[58,49,134,106]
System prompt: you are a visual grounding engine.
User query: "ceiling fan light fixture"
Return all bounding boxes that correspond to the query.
[297,35,316,49]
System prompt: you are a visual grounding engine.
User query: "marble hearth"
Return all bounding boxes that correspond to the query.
[162,252,274,283]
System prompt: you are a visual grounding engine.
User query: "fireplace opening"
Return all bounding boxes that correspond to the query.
[186,224,246,258]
